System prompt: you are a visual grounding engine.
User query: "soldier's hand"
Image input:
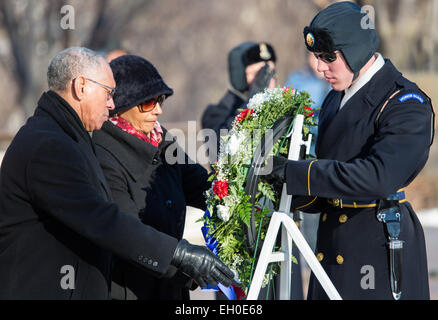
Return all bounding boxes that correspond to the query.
[248,63,276,98]
[171,239,235,288]
[258,155,288,185]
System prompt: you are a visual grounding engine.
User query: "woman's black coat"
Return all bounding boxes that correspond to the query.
[93,121,211,300]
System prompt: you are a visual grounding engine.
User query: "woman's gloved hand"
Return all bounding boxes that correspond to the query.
[171,239,235,288]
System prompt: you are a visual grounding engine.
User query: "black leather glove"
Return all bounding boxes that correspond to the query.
[258,155,288,185]
[171,239,235,288]
[248,63,276,98]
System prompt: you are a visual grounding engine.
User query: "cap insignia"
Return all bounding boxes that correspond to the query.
[306,33,315,47]
[259,43,271,60]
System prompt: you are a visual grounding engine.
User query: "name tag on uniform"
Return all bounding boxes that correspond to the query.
[398,93,424,104]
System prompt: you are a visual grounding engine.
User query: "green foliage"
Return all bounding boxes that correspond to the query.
[202,87,316,293]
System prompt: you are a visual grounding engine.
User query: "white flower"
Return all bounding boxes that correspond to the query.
[217,204,231,222]
[223,194,238,208]
[262,273,272,288]
[226,130,249,156]
[267,87,284,101]
[230,255,243,269]
[247,92,268,111]
[216,156,230,181]
[218,135,230,159]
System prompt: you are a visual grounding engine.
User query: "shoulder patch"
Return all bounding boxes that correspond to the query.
[398,93,424,104]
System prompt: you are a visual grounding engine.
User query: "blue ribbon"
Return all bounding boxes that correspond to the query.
[201,208,237,300]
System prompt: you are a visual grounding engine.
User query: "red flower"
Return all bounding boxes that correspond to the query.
[303,106,314,117]
[235,108,253,124]
[213,180,229,199]
[282,86,294,95]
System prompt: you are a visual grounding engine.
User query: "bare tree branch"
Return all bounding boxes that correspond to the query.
[85,0,151,50]
[0,1,31,98]
[85,0,108,50]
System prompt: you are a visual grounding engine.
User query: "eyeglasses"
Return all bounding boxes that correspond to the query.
[85,78,116,101]
[313,50,341,63]
[137,95,166,113]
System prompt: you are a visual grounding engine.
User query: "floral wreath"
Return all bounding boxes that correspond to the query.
[201,87,316,297]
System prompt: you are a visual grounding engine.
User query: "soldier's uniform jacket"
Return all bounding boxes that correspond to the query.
[286,60,433,299]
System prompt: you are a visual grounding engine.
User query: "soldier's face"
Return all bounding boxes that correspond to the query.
[315,51,354,91]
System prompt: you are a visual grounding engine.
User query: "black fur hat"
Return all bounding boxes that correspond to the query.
[228,42,276,93]
[109,55,173,115]
[303,1,379,78]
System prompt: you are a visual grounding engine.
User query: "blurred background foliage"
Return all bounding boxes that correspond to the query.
[0,0,437,209]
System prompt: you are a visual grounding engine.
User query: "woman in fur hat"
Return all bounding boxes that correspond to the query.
[92,55,212,300]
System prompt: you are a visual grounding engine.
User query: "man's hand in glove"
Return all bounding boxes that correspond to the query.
[258,155,289,185]
[171,239,235,288]
[248,63,276,99]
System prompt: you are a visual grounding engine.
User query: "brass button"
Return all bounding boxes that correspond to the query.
[336,255,344,265]
[322,213,327,222]
[316,252,324,262]
[333,198,340,206]
[339,214,348,223]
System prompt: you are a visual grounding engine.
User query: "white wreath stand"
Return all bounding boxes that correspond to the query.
[246,115,342,300]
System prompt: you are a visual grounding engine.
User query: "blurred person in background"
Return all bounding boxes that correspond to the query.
[105,49,128,63]
[92,55,212,300]
[201,42,277,163]
[0,47,234,299]
[262,1,434,300]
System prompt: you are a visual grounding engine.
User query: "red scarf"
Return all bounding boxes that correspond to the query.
[110,116,163,147]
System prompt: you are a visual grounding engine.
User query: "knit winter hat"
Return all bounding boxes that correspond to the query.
[303,1,379,79]
[109,54,173,115]
[228,42,276,92]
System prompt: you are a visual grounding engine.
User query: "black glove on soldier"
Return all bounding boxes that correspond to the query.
[259,155,288,185]
[171,239,235,288]
[248,63,276,98]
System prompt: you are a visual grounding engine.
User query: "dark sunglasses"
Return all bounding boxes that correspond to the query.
[137,95,166,113]
[313,50,341,63]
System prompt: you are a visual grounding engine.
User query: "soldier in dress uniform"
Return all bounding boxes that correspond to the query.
[263,1,434,300]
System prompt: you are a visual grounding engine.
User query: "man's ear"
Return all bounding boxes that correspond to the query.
[72,76,86,100]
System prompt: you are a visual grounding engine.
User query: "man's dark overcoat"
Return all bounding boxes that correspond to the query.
[0,91,177,299]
